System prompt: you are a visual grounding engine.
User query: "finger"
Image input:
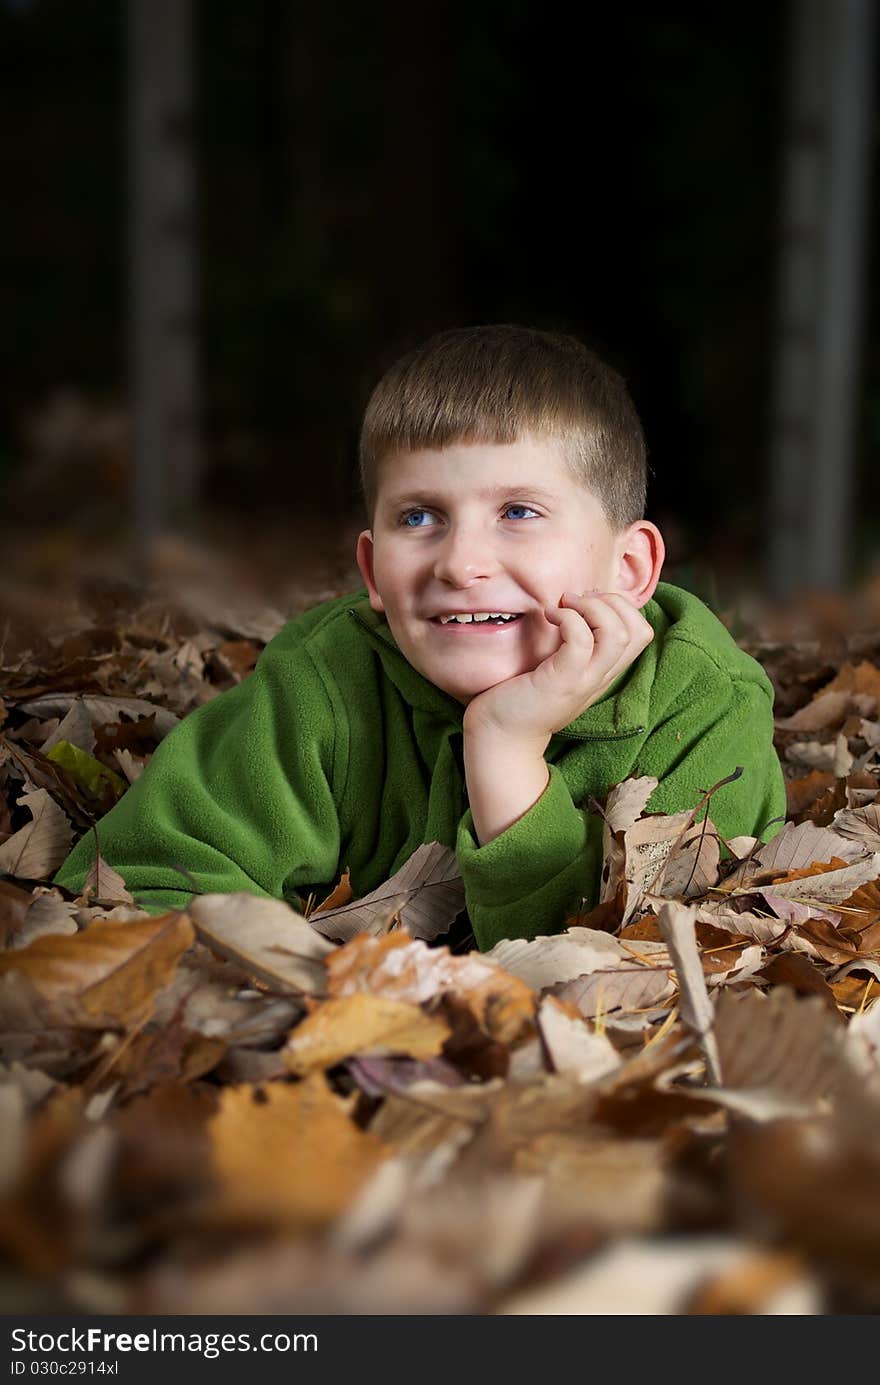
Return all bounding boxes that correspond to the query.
[536,606,596,691]
[558,592,653,685]
[557,592,633,671]
[561,591,653,651]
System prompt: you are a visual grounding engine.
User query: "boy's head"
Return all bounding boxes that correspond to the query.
[356,324,664,703]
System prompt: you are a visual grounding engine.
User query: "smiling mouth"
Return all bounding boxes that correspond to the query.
[429,613,524,627]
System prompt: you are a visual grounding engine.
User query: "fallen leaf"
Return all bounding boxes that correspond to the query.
[0,789,74,880]
[283,993,450,1075]
[40,700,96,756]
[536,997,621,1083]
[686,1249,819,1315]
[723,820,870,890]
[820,660,880,704]
[656,901,721,1083]
[0,881,33,944]
[0,911,194,1030]
[603,776,659,833]
[786,770,836,819]
[187,893,333,996]
[758,953,840,1012]
[832,802,880,852]
[18,694,179,742]
[485,926,669,991]
[656,821,721,899]
[309,842,465,944]
[620,809,697,924]
[84,852,133,905]
[112,749,147,785]
[712,987,842,1112]
[499,1236,761,1316]
[45,741,125,807]
[776,690,852,732]
[550,965,674,1019]
[327,931,535,1045]
[757,855,880,905]
[311,867,352,916]
[8,889,78,951]
[209,1073,389,1228]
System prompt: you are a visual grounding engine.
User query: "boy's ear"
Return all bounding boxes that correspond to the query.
[613,520,665,609]
[356,530,386,613]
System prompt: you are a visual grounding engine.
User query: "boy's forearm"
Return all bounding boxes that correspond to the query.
[462,728,550,846]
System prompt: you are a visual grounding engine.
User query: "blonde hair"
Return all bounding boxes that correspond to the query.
[359,324,646,529]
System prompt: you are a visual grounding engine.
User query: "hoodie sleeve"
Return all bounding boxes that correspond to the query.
[455,656,785,952]
[455,767,605,951]
[53,642,343,916]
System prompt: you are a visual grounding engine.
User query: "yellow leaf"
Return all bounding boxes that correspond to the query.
[209,1074,389,1227]
[283,993,450,1075]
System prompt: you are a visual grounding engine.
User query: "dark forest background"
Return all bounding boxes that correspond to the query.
[1,0,878,588]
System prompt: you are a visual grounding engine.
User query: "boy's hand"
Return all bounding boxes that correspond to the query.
[463,591,654,749]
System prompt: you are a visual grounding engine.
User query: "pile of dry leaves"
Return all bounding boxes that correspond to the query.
[1,584,880,1315]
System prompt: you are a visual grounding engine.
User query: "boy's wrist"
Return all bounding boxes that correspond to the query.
[461,709,551,758]
[462,726,551,846]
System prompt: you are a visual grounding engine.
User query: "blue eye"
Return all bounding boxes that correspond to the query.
[400,509,435,528]
[504,504,539,520]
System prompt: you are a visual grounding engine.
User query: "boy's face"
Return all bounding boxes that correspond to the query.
[356,436,658,704]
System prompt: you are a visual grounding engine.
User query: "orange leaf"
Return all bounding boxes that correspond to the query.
[327,931,535,1045]
[283,993,450,1074]
[208,1074,389,1228]
[0,911,194,1028]
[311,868,353,916]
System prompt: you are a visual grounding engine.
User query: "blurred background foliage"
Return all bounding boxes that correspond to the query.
[0,0,877,580]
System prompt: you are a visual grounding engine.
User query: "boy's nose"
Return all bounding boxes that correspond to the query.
[432,527,499,586]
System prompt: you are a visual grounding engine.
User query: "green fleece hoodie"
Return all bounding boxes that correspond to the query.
[54,582,785,950]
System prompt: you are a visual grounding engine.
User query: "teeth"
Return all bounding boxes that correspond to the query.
[437,612,519,624]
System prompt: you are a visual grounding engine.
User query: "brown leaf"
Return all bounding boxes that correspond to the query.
[603,776,659,833]
[821,660,880,705]
[41,700,96,755]
[485,926,670,991]
[19,694,179,743]
[758,855,880,907]
[551,965,674,1019]
[712,986,843,1112]
[0,881,32,946]
[686,1250,817,1315]
[758,953,840,1013]
[8,889,78,951]
[187,892,333,996]
[208,1074,389,1228]
[786,770,835,819]
[211,639,260,683]
[619,809,697,924]
[327,931,535,1046]
[0,789,74,880]
[309,842,465,944]
[776,690,852,732]
[536,997,621,1083]
[283,993,450,1075]
[833,803,880,852]
[723,820,870,890]
[84,851,133,905]
[311,867,352,916]
[656,901,721,1083]
[0,911,194,1030]
[657,821,721,899]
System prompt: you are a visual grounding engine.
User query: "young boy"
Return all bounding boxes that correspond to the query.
[54,325,785,950]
